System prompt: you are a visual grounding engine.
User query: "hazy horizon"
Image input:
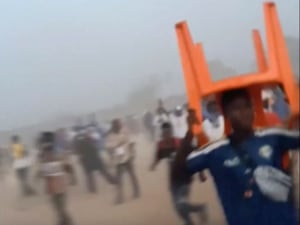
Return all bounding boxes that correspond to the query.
[0,0,299,130]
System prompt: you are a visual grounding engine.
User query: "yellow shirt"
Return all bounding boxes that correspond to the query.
[12,144,25,159]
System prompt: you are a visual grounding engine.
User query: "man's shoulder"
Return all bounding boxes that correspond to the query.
[187,138,229,160]
[200,138,229,152]
[254,127,299,138]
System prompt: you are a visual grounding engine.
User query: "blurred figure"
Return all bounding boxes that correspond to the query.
[153,99,170,142]
[262,93,282,126]
[0,147,3,180]
[37,132,74,225]
[88,116,107,152]
[55,128,70,154]
[262,89,292,174]
[202,99,225,142]
[125,114,139,135]
[143,111,155,141]
[55,128,77,185]
[11,135,35,196]
[170,106,188,139]
[105,119,140,204]
[73,128,115,193]
[150,122,208,225]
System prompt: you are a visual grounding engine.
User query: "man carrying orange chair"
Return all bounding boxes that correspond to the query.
[173,1,299,225]
[172,88,299,225]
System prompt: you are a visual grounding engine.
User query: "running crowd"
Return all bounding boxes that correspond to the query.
[1,86,299,225]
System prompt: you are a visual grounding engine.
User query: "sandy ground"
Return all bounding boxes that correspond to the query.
[0,135,228,225]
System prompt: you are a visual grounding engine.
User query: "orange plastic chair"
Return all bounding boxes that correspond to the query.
[175,2,299,140]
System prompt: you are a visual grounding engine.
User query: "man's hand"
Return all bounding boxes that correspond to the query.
[187,108,200,129]
[198,171,207,182]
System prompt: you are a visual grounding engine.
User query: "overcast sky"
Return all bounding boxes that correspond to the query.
[0,0,299,130]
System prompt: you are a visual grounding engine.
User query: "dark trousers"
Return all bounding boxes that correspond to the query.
[51,193,73,225]
[115,160,140,203]
[171,185,208,225]
[16,167,35,196]
[82,164,115,193]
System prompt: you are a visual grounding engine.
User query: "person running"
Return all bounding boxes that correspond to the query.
[0,147,3,180]
[87,118,106,153]
[150,122,208,225]
[153,100,170,142]
[37,131,74,225]
[11,135,35,196]
[105,119,140,204]
[55,128,77,185]
[73,127,115,193]
[143,110,155,141]
[172,88,299,225]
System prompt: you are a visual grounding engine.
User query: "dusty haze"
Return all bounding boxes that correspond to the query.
[0,0,299,131]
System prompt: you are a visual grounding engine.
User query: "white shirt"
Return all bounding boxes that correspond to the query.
[170,112,188,139]
[13,148,34,170]
[13,157,32,170]
[41,161,65,177]
[202,115,225,142]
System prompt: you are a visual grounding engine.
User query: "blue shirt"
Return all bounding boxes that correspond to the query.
[186,128,299,225]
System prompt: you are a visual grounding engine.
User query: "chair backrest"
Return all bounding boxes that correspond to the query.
[175,2,299,142]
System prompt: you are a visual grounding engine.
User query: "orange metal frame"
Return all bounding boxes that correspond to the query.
[175,2,299,141]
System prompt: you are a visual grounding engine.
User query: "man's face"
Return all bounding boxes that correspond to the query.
[225,97,254,131]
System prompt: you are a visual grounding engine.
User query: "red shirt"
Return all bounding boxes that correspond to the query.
[156,138,181,160]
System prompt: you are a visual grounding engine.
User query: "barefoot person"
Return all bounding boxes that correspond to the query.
[37,132,74,225]
[106,119,140,204]
[150,122,208,225]
[172,88,299,225]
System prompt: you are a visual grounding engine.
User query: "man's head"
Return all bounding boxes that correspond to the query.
[161,122,173,139]
[220,88,254,132]
[111,119,122,132]
[11,135,20,143]
[39,132,55,152]
[157,107,166,115]
[174,106,183,116]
